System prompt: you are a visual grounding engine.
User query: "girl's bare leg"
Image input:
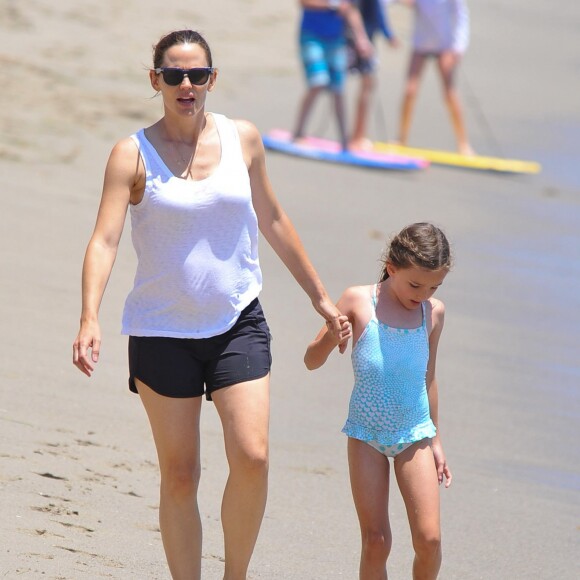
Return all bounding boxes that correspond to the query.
[397,52,427,145]
[437,51,474,155]
[348,438,391,580]
[212,376,270,580]
[137,379,203,580]
[394,440,442,580]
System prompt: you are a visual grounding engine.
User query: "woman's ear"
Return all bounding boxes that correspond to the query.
[386,262,397,277]
[207,68,218,92]
[150,69,160,92]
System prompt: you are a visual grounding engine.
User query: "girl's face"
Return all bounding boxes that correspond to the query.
[386,263,448,310]
[150,42,217,118]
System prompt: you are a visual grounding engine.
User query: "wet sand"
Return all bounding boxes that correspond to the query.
[1,1,579,578]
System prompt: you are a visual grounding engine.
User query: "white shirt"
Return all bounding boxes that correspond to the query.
[122,113,262,338]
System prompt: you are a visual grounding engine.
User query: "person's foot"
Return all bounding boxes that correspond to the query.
[459,142,475,156]
[292,134,309,147]
[348,137,374,151]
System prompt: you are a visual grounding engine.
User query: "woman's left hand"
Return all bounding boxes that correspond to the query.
[317,298,351,353]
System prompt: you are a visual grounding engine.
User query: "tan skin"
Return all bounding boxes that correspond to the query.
[305,264,452,580]
[73,40,350,580]
[398,50,474,156]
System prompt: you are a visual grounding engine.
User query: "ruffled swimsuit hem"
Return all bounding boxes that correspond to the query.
[342,419,436,446]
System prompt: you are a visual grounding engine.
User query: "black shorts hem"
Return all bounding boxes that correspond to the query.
[206,368,271,401]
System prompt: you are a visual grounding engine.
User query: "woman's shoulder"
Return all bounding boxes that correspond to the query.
[112,134,140,152]
[231,118,261,141]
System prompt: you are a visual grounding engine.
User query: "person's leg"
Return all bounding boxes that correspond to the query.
[327,40,349,150]
[394,439,441,580]
[294,85,325,140]
[137,379,203,580]
[294,35,329,140]
[348,438,391,579]
[212,376,270,580]
[437,51,474,155]
[397,52,427,145]
[350,71,376,150]
[331,90,349,151]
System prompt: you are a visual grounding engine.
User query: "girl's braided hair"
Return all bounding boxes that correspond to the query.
[379,223,452,281]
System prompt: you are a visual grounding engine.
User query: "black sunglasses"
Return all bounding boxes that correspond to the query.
[154,67,214,86]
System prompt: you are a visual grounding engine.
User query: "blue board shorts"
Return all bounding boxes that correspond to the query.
[300,31,347,92]
[128,298,272,401]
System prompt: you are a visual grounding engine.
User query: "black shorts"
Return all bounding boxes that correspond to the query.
[128,299,272,401]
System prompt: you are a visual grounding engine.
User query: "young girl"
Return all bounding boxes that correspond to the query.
[305,222,453,579]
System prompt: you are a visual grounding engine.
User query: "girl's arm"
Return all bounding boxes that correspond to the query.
[304,289,353,370]
[72,138,140,376]
[426,298,452,487]
[238,119,349,348]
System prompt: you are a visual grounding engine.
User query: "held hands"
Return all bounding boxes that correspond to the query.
[326,315,352,354]
[72,319,101,377]
[315,297,352,353]
[432,439,452,488]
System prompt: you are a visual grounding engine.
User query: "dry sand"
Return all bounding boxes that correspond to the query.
[1,1,579,578]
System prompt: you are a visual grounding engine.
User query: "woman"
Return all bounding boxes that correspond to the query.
[72,29,350,580]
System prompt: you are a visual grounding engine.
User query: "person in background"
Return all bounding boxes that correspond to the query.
[397,0,474,155]
[73,29,350,580]
[293,0,374,151]
[347,0,399,150]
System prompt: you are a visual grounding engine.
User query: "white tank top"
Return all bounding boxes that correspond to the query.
[121,113,262,338]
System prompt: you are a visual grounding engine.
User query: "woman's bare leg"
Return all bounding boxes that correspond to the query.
[348,438,391,579]
[437,51,474,155]
[212,376,270,580]
[137,379,203,580]
[397,52,427,145]
[394,440,442,580]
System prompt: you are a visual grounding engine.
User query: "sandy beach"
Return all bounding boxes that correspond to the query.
[1,1,579,578]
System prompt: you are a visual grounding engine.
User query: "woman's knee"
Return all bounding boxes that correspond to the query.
[161,460,202,498]
[232,445,269,478]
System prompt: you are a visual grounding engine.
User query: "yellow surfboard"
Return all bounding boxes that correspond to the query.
[374,142,541,174]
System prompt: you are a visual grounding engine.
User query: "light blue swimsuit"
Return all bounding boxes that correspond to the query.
[342,285,436,457]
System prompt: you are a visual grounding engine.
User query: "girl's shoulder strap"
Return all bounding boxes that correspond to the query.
[370,284,379,321]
